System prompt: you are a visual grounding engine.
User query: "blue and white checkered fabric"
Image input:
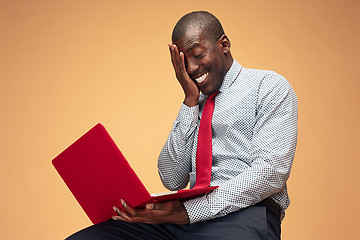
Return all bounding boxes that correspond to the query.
[158,60,298,224]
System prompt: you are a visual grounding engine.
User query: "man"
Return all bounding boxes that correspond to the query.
[67,11,297,239]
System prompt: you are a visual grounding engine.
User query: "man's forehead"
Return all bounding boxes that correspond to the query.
[174,28,207,51]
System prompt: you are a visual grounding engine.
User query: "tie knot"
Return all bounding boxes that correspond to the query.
[207,91,219,101]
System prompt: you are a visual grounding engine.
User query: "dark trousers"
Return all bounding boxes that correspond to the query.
[66,201,281,240]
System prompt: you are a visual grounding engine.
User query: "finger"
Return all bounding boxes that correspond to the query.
[179,52,187,73]
[168,43,174,61]
[171,45,181,64]
[173,47,189,80]
[113,205,131,221]
[113,205,121,215]
[172,45,187,75]
[169,44,181,70]
[121,199,137,216]
[113,210,159,224]
[112,215,126,221]
[119,216,148,224]
[168,44,176,61]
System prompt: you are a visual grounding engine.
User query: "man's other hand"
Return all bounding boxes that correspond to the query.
[112,199,190,225]
[169,43,199,107]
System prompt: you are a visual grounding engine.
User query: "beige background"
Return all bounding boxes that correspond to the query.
[1,0,359,239]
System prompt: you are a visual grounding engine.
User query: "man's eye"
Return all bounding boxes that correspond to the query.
[194,53,204,59]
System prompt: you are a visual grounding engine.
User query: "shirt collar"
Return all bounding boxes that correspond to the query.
[219,59,242,93]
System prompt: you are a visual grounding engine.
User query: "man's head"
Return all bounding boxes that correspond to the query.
[172,11,233,95]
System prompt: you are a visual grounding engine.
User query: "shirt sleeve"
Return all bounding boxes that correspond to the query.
[183,73,298,223]
[158,103,199,191]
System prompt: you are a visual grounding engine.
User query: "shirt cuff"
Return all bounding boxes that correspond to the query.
[183,195,214,224]
[176,103,199,128]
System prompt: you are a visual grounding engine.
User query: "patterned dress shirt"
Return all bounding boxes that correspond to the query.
[158,60,298,224]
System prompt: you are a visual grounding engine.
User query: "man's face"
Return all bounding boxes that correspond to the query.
[174,28,229,95]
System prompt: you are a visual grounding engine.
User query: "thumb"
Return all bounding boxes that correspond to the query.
[145,202,155,210]
[146,202,169,211]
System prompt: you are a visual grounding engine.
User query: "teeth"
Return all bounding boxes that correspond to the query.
[195,72,208,83]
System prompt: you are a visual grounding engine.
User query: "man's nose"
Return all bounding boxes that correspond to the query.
[186,60,199,75]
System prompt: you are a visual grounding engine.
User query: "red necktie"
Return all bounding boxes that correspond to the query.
[194,91,219,188]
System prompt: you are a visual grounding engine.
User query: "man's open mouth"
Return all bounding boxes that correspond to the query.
[194,72,209,83]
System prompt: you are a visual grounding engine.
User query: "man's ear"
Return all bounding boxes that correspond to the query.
[218,34,231,53]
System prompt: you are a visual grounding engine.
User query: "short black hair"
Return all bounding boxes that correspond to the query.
[172,11,225,43]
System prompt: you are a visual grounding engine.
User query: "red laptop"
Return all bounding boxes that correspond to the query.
[52,123,217,224]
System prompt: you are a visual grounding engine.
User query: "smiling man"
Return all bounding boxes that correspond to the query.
[67,11,297,240]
